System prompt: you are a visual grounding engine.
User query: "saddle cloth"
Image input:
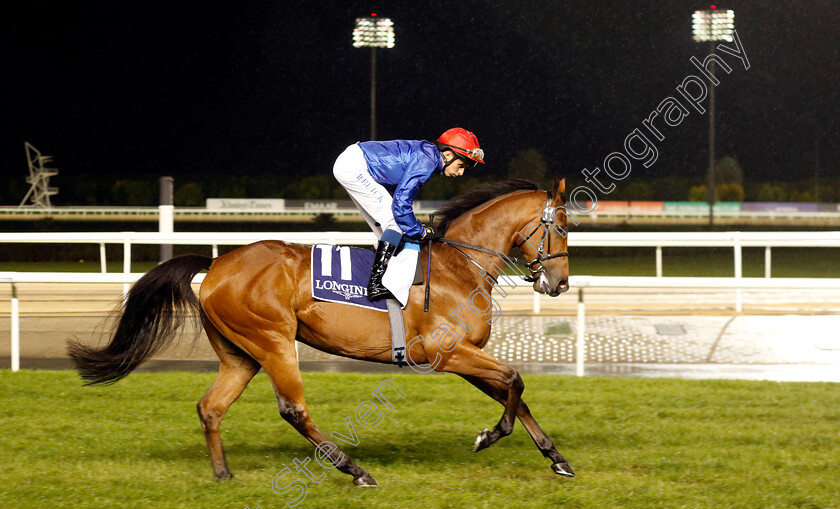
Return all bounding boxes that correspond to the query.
[311,244,420,310]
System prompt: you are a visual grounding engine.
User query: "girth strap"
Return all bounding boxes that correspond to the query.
[385,297,407,367]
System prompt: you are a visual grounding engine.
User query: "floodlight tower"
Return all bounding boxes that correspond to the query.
[692,6,734,227]
[19,142,59,208]
[353,13,395,140]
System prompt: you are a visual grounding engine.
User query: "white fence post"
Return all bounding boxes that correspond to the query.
[11,283,20,372]
[576,288,585,377]
[533,291,541,314]
[656,246,663,277]
[734,232,743,312]
[99,243,107,273]
[765,246,772,278]
[123,233,132,295]
[158,204,175,262]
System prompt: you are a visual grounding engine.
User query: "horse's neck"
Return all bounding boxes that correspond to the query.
[444,192,540,272]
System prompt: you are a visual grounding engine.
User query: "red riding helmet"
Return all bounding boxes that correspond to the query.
[437,127,485,166]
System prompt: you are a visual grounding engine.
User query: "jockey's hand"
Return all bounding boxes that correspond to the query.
[420,224,440,241]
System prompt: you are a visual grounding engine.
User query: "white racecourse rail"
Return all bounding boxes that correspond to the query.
[1,230,840,276]
[2,231,840,373]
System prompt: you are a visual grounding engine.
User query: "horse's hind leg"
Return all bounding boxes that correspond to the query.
[198,319,261,480]
[259,343,378,487]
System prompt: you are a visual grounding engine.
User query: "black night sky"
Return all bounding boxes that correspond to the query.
[2,1,839,201]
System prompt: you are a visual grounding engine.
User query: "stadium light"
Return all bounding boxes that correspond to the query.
[692,8,735,43]
[353,14,395,140]
[692,6,735,227]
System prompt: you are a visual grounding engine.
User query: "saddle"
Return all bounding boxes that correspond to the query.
[310,244,425,367]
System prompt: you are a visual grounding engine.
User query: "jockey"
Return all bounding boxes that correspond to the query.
[333,127,485,300]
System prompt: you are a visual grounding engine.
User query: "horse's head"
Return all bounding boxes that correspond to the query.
[515,179,570,297]
[433,178,570,296]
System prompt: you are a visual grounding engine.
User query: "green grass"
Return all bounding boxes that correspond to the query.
[1,370,839,508]
[568,247,840,278]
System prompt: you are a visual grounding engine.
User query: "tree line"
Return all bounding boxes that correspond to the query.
[2,152,836,206]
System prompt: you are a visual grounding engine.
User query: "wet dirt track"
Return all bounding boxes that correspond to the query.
[2,283,839,382]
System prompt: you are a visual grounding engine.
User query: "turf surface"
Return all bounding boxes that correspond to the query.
[1,370,839,508]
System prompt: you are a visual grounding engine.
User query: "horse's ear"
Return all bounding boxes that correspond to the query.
[551,178,566,204]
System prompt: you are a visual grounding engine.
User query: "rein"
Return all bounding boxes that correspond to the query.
[435,238,518,284]
[432,190,569,284]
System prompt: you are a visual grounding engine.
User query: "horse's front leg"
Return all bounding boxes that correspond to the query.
[421,341,526,452]
[472,369,522,453]
[462,373,575,477]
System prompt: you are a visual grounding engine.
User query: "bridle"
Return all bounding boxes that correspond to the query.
[436,190,569,283]
[513,190,570,282]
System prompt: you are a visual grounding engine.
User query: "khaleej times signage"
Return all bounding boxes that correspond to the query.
[205,199,357,211]
[284,200,355,210]
[206,199,285,211]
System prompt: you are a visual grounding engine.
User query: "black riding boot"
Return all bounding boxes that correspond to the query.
[367,240,397,300]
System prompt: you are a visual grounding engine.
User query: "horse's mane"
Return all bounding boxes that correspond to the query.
[435,178,539,234]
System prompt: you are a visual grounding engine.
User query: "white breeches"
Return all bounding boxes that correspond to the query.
[333,143,400,238]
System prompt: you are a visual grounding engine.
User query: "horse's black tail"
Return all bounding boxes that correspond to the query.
[67,254,212,386]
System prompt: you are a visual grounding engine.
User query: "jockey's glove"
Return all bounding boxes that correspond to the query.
[420,224,440,241]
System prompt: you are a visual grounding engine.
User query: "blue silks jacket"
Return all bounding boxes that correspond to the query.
[357,140,443,240]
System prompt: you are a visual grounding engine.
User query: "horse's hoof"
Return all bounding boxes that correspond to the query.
[353,473,378,487]
[473,429,491,452]
[214,470,233,481]
[552,462,575,477]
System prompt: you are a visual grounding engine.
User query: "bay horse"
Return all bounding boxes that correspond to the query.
[67,178,574,486]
